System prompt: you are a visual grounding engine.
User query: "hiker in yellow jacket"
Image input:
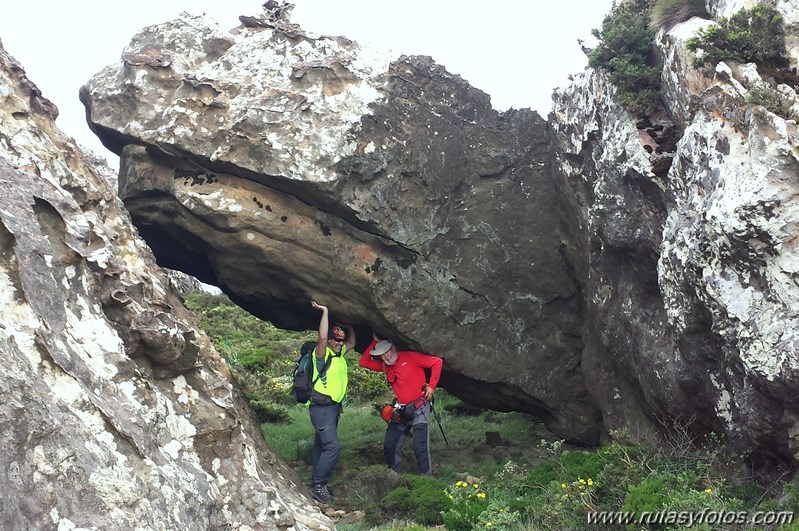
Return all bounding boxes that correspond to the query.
[307,300,353,504]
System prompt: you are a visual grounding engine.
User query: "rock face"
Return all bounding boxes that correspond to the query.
[551,0,799,470]
[79,0,799,474]
[0,42,331,530]
[82,13,598,443]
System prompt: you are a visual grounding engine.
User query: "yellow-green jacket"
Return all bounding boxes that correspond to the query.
[309,345,348,404]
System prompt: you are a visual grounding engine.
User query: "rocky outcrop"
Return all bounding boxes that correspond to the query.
[552,0,799,469]
[79,0,799,474]
[82,13,599,443]
[0,41,331,530]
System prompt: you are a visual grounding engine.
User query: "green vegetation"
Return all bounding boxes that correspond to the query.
[685,4,797,120]
[184,292,390,422]
[381,475,451,526]
[588,0,662,117]
[588,1,793,120]
[686,4,789,69]
[186,291,798,529]
[650,0,710,33]
[746,84,797,121]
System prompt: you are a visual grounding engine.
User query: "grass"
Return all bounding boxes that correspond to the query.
[184,291,799,530]
[261,393,544,485]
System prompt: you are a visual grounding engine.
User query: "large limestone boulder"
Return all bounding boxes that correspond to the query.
[0,41,331,530]
[82,11,600,443]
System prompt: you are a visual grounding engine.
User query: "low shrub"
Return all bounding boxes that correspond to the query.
[237,370,294,404]
[592,443,652,510]
[588,0,663,116]
[784,479,799,515]
[347,465,404,504]
[246,397,290,424]
[687,4,789,69]
[474,500,521,530]
[622,473,679,513]
[746,84,797,120]
[347,364,392,402]
[379,475,450,526]
[442,480,490,531]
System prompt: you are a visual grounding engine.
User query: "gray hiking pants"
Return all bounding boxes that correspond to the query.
[383,401,432,475]
[309,403,342,485]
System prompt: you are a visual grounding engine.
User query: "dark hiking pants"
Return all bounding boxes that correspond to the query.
[309,403,342,485]
[383,401,432,475]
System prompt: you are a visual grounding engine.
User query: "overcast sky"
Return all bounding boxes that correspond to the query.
[0,0,613,163]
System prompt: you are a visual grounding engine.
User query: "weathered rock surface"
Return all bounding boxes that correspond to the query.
[552,0,799,469]
[82,13,599,443]
[79,0,799,475]
[0,41,331,530]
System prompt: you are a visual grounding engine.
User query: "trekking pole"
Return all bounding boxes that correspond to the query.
[430,398,449,447]
[421,385,449,446]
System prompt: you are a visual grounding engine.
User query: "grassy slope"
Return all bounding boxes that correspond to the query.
[184,292,799,531]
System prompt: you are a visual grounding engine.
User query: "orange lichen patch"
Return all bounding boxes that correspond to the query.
[352,242,377,264]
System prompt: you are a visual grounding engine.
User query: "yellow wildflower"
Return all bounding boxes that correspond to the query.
[477,492,487,499]
[473,483,479,489]
[587,479,594,486]
[579,478,586,485]
[561,483,567,489]
[705,488,713,494]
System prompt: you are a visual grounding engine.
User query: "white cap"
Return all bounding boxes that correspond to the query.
[370,340,393,356]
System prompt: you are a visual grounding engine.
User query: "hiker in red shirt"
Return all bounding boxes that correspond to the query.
[360,336,443,475]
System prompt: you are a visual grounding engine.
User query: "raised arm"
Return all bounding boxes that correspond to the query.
[344,323,356,351]
[359,336,383,371]
[311,300,329,359]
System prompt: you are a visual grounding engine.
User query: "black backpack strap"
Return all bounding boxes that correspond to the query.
[313,351,333,383]
[317,344,345,380]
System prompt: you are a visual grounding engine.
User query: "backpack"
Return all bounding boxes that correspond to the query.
[291,341,331,403]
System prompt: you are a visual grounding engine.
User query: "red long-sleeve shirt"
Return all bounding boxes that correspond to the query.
[360,339,443,404]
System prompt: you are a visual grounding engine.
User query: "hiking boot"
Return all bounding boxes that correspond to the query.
[307,481,333,496]
[309,483,334,504]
